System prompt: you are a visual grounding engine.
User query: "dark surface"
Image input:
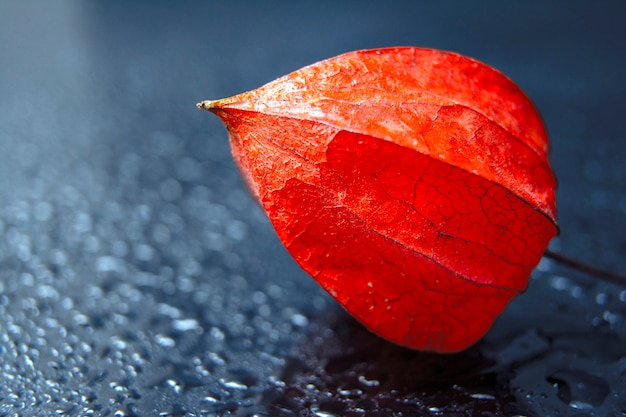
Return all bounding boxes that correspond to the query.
[1,1,625,416]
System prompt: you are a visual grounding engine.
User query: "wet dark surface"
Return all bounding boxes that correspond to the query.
[1,1,625,416]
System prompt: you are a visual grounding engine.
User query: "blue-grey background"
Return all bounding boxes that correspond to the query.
[1,1,625,416]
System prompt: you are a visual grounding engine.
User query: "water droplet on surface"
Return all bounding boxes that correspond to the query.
[155,334,175,348]
[172,318,200,332]
[74,212,92,233]
[50,249,67,266]
[134,243,154,261]
[569,400,594,410]
[36,285,59,300]
[96,256,123,273]
[226,220,247,241]
[221,379,248,390]
[358,375,380,387]
[160,179,182,202]
[111,240,128,258]
[252,291,267,305]
[157,303,181,319]
[550,276,570,291]
[291,314,309,327]
[20,272,35,286]
[207,352,226,367]
[470,392,495,400]
[166,378,182,394]
[152,223,171,244]
[209,327,225,342]
[570,285,583,299]
[34,201,53,222]
[310,405,340,417]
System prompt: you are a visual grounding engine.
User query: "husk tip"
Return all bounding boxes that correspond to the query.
[196,100,219,111]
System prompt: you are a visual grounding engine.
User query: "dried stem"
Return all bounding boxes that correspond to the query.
[543,249,626,286]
